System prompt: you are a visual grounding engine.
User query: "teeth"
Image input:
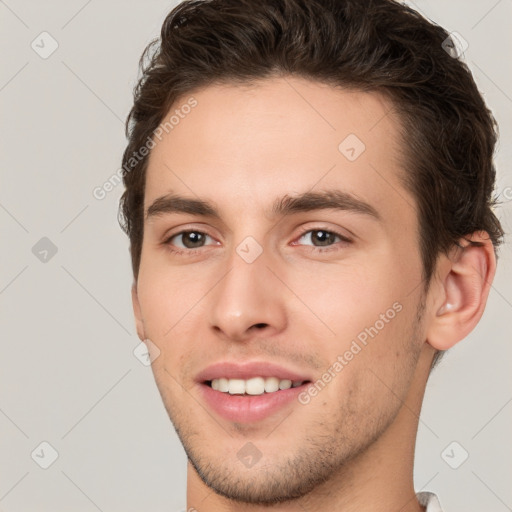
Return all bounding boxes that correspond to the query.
[279,379,292,390]
[264,377,279,393]
[245,377,265,395]
[210,377,304,395]
[217,378,229,392]
[228,379,245,395]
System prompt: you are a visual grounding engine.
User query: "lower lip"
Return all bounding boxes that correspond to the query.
[198,382,309,423]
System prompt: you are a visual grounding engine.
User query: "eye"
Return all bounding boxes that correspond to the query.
[294,228,351,250]
[164,230,216,251]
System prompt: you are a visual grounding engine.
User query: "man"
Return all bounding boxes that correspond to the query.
[119,0,504,510]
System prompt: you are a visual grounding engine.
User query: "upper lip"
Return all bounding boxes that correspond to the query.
[195,361,313,383]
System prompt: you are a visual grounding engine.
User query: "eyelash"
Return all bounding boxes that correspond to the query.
[163,227,352,256]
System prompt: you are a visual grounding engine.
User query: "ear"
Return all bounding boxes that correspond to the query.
[131,283,146,341]
[426,231,496,351]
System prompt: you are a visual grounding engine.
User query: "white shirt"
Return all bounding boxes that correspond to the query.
[417,491,443,511]
[178,492,443,512]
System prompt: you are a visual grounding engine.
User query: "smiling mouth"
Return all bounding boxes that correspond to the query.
[205,377,311,396]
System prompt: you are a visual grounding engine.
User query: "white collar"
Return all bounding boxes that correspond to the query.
[417,491,443,511]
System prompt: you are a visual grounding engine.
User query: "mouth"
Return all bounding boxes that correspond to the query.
[198,376,312,424]
[195,360,314,423]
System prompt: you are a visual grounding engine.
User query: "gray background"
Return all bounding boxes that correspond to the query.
[0,1,511,511]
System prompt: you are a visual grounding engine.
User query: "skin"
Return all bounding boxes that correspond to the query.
[131,76,496,511]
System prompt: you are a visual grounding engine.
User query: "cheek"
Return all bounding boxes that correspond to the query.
[136,260,223,390]
[286,258,421,388]
[287,259,406,343]
[137,259,208,337]
[306,306,421,440]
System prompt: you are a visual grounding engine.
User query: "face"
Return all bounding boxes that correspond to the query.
[133,77,430,504]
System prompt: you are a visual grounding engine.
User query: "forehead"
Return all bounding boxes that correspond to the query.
[144,77,414,223]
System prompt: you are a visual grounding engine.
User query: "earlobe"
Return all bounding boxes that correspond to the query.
[131,283,146,341]
[426,232,496,351]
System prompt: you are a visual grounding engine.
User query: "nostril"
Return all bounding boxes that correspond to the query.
[253,323,268,329]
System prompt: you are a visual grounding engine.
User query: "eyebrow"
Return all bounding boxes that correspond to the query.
[145,190,381,222]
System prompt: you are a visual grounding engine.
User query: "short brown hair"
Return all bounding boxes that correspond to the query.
[119,0,504,290]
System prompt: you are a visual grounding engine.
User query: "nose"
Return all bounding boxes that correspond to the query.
[208,247,287,342]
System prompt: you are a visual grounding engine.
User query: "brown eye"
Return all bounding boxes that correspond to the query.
[310,230,337,246]
[167,231,211,249]
[297,229,350,248]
